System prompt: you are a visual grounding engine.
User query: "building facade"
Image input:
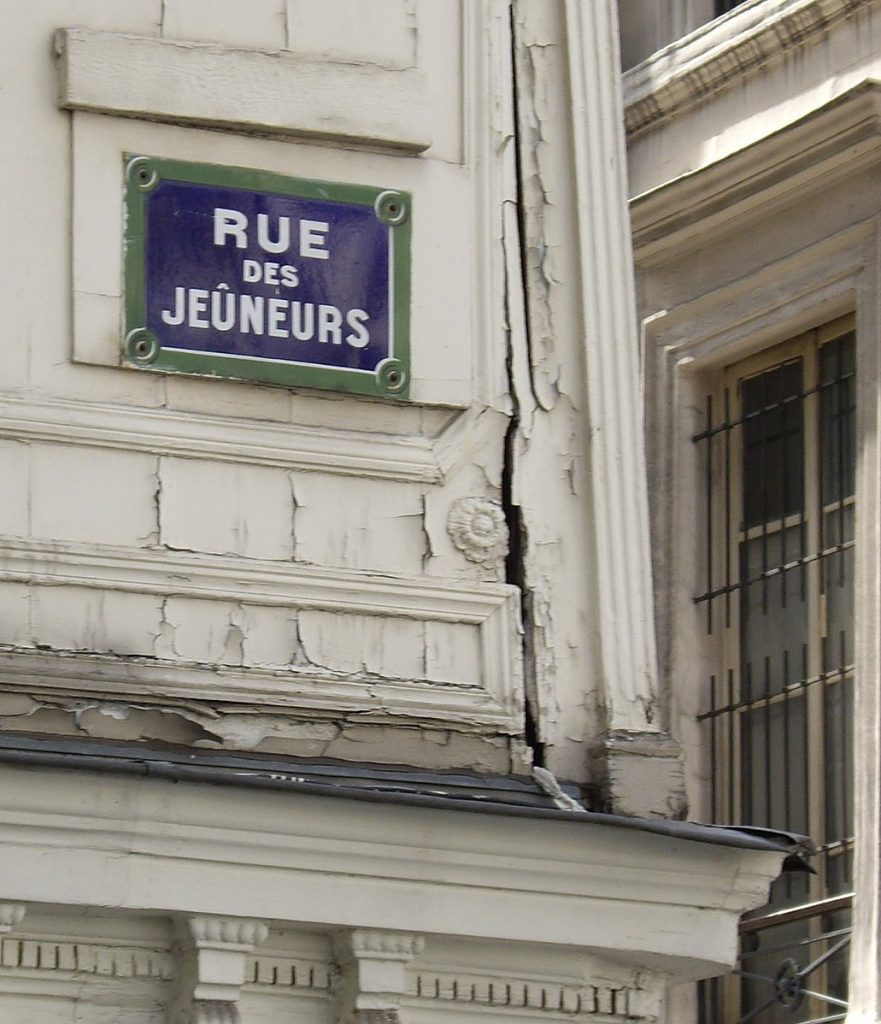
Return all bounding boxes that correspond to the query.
[0,2,811,1023]
[620,0,881,1021]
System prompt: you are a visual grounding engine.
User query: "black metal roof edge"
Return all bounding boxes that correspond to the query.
[0,731,579,804]
[0,732,796,856]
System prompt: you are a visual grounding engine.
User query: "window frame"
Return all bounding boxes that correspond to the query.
[641,220,881,1017]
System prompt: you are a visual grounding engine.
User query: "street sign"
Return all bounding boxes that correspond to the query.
[123,155,411,399]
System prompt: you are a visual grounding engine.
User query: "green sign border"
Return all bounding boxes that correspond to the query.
[123,154,412,400]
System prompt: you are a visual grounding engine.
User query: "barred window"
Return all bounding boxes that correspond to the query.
[694,318,854,1023]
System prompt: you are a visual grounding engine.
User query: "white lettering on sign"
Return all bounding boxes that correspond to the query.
[300,220,330,260]
[242,259,300,287]
[213,209,248,249]
[159,286,370,348]
[213,208,330,260]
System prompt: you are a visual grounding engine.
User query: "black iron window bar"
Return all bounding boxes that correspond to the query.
[693,331,855,1023]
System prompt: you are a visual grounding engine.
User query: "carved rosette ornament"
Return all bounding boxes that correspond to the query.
[447,498,508,570]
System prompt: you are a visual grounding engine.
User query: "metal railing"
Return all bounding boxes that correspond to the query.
[701,893,852,1024]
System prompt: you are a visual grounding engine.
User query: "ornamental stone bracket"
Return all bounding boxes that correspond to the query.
[335,929,426,1024]
[171,915,269,1024]
[0,904,26,935]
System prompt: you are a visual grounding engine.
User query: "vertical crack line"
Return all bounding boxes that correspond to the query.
[504,1,544,769]
[153,455,163,548]
[282,0,291,50]
[288,472,298,562]
[511,8,544,417]
[420,491,435,572]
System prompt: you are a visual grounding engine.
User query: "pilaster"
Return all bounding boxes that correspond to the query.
[562,0,685,816]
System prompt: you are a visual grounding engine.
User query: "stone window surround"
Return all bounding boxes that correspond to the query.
[632,81,881,1021]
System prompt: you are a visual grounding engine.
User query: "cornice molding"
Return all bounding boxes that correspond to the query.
[0,393,443,484]
[409,971,634,1018]
[0,761,786,978]
[0,936,174,979]
[0,537,522,730]
[350,931,425,960]
[57,28,431,153]
[0,938,334,993]
[189,917,268,950]
[246,954,332,991]
[623,0,876,137]
[630,81,881,263]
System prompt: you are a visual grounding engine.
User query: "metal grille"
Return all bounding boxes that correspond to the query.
[693,325,855,1023]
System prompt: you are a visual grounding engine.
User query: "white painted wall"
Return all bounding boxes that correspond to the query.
[0,0,527,773]
[0,0,680,811]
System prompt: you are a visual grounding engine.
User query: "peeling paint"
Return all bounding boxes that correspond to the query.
[507,1,607,781]
[420,492,434,572]
[289,471,299,562]
[222,606,246,666]
[154,597,180,661]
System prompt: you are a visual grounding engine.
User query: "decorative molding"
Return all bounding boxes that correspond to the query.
[0,905,25,935]
[342,929,425,1021]
[0,394,443,484]
[410,972,633,1018]
[630,81,881,264]
[0,937,173,979]
[447,498,508,570]
[0,538,513,621]
[56,28,431,152]
[246,954,332,991]
[351,931,425,960]
[0,762,787,977]
[0,538,522,731]
[623,0,875,137]
[176,915,269,1024]
[189,918,268,949]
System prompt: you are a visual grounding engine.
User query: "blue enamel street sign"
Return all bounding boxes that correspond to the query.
[123,155,412,399]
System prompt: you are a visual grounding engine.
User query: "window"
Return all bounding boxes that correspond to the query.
[715,0,748,13]
[694,318,855,1023]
